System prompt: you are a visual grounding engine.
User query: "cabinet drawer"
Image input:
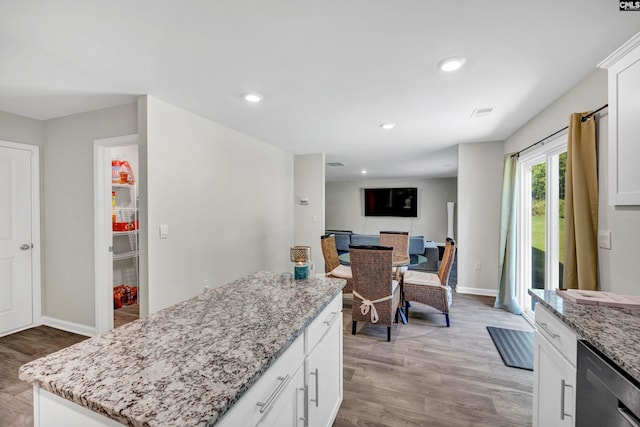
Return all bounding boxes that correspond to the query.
[306,293,342,354]
[217,336,304,427]
[535,304,577,366]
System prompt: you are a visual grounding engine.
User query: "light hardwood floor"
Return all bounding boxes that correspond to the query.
[336,293,533,427]
[0,293,532,427]
[0,326,87,427]
[114,302,139,329]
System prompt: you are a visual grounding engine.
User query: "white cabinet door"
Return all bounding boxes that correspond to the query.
[534,332,575,427]
[600,33,640,205]
[306,315,343,427]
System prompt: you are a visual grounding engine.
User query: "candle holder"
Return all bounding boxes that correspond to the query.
[290,246,314,280]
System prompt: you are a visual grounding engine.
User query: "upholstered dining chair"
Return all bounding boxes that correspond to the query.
[402,238,456,327]
[349,244,401,341]
[320,234,353,293]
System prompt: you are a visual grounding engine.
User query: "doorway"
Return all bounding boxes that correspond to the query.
[0,140,41,337]
[93,134,139,334]
[517,133,567,320]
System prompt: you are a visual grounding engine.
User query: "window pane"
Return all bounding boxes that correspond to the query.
[558,151,566,288]
[531,162,546,290]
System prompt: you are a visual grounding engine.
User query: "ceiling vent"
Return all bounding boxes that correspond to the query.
[326,161,347,167]
[470,107,495,118]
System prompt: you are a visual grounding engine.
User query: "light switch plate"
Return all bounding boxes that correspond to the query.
[598,230,611,250]
[159,224,169,239]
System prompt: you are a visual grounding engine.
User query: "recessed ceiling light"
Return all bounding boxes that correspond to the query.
[243,93,263,103]
[438,57,466,72]
[380,122,396,130]
[361,170,367,174]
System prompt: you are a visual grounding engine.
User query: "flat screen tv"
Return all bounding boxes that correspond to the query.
[364,187,417,217]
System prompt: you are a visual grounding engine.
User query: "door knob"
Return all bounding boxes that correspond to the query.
[20,244,32,250]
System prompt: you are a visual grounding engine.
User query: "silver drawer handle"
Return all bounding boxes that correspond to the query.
[310,368,319,407]
[256,374,291,414]
[618,406,640,427]
[560,379,573,420]
[538,322,560,339]
[323,311,339,327]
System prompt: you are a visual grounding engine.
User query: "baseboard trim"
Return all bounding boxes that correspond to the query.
[455,287,498,297]
[41,316,96,337]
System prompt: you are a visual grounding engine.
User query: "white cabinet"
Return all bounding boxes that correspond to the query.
[255,367,305,427]
[533,304,577,427]
[219,292,343,427]
[219,338,306,427]
[305,294,343,427]
[599,32,640,205]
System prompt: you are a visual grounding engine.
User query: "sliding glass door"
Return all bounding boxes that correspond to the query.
[517,135,567,320]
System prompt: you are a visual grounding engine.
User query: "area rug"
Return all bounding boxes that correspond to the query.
[486,326,534,371]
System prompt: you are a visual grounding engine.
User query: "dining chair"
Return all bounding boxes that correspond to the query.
[320,234,353,293]
[349,244,401,341]
[379,231,410,275]
[402,238,456,327]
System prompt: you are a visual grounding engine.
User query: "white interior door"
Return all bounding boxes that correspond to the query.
[0,145,33,335]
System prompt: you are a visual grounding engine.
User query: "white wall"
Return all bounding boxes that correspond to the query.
[141,96,294,313]
[457,141,504,296]
[294,154,325,273]
[505,68,640,295]
[325,178,457,243]
[42,103,138,326]
[0,111,44,146]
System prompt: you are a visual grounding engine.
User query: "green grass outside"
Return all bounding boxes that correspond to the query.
[531,215,565,263]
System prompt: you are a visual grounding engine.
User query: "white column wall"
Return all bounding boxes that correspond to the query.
[457,141,504,296]
[294,154,325,273]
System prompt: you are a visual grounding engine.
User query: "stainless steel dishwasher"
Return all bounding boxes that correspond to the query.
[577,340,640,426]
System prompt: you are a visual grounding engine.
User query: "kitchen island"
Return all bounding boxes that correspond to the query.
[530,289,640,427]
[19,271,345,427]
[530,289,640,383]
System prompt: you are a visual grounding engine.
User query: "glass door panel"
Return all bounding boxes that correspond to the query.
[531,162,546,291]
[558,151,566,290]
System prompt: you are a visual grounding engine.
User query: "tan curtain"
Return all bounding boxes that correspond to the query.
[563,112,598,290]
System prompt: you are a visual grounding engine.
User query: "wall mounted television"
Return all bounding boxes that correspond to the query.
[364,187,417,217]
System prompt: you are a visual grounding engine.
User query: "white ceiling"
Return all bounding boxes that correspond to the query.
[0,1,638,181]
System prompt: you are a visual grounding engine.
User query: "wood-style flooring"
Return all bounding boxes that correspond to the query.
[114,302,139,329]
[0,326,87,427]
[336,293,533,427]
[0,293,532,427]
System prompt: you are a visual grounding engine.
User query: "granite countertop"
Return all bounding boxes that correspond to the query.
[529,289,640,383]
[19,271,345,427]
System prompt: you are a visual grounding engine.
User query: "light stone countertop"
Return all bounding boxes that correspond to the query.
[529,289,640,383]
[19,271,345,427]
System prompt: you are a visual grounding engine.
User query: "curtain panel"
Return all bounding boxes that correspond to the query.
[563,112,598,290]
[495,153,522,315]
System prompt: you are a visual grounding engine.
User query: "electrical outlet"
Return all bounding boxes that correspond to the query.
[203,279,211,291]
[475,262,482,271]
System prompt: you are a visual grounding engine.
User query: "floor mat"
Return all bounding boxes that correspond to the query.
[486,326,534,371]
